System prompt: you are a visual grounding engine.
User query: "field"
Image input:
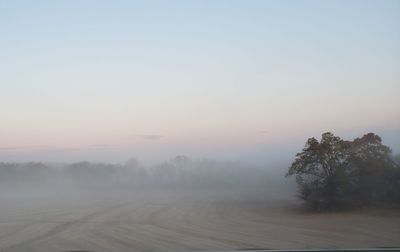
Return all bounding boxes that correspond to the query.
[0,188,399,252]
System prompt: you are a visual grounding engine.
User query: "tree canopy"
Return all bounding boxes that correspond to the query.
[286,132,400,211]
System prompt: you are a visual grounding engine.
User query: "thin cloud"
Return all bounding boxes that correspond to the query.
[140,134,164,140]
[0,145,54,151]
[87,144,117,150]
[0,144,118,152]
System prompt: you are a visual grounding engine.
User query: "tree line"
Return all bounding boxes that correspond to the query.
[0,156,270,189]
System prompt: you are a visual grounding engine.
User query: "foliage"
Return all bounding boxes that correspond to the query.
[287,132,400,211]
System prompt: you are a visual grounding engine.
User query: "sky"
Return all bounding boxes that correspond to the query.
[0,0,399,164]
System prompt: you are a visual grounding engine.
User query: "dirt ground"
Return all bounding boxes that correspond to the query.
[0,189,399,252]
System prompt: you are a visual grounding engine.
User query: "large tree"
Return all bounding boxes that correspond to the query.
[287,132,399,211]
[286,132,351,210]
[349,133,399,204]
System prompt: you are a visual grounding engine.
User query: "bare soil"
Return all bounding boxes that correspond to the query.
[0,189,399,251]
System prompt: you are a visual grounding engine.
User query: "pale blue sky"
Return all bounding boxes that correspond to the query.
[1,0,399,164]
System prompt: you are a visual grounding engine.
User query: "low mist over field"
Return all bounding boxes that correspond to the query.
[0,156,294,197]
[1,0,400,251]
[0,155,399,251]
